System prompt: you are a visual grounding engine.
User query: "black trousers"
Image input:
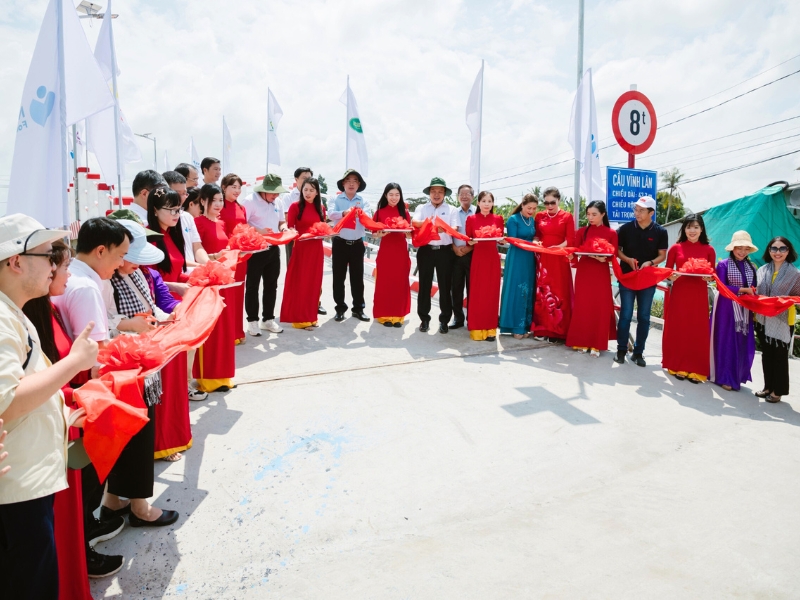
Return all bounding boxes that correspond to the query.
[284,240,294,264]
[0,494,58,599]
[417,245,455,324]
[245,246,281,322]
[332,237,365,314]
[451,251,472,325]
[107,404,155,499]
[757,326,791,396]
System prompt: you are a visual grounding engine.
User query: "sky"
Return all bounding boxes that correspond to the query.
[0,0,799,214]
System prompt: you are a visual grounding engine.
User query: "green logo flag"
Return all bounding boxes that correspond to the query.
[340,79,368,177]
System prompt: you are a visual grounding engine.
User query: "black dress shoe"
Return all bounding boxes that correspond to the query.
[99,503,131,522]
[613,349,626,364]
[317,305,327,315]
[631,354,646,367]
[486,336,496,342]
[383,321,394,328]
[448,321,464,330]
[419,321,430,333]
[674,373,686,381]
[352,312,370,322]
[393,322,403,328]
[439,323,448,334]
[129,509,180,528]
[334,312,346,322]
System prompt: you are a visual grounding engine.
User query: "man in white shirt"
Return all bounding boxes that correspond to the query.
[241,174,287,336]
[450,184,476,329]
[0,214,99,597]
[174,162,199,188]
[411,177,460,333]
[162,170,208,268]
[328,169,372,322]
[200,157,221,186]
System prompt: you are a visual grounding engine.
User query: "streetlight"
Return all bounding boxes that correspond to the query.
[76,1,118,19]
[135,133,157,172]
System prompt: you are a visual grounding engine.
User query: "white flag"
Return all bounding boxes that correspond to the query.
[267,89,283,167]
[163,150,170,172]
[339,79,368,177]
[7,0,115,228]
[189,137,200,170]
[222,116,233,174]
[465,61,484,195]
[86,0,142,186]
[568,68,604,203]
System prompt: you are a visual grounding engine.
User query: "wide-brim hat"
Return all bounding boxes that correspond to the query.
[116,220,165,266]
[337,169,366,192]
[423,177,452,196]
[0,214,68,262]
[107,209,163,237]
[253,174,288,194]
[724,230,758,253]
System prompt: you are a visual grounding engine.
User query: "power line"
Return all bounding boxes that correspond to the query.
[660,148,800,189]
[660,52,800,117]
[659,68,800,129]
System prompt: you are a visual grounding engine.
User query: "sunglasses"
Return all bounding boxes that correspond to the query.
[769,246,789,253]
[544,201,558,206]
[19,230,59,265]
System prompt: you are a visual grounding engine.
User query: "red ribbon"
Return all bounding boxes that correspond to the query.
[332,208,358,233]
[356,209,387,232]
[433,217,470,242]
[411,218,440,248]
[504,237,576,257]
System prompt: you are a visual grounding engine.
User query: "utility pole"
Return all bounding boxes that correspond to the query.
[572,0,584,230]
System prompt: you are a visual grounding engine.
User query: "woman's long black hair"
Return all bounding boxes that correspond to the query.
[677,213,709,245]
[22,241,73,364]
[376,183,407,221]
[198,184,222,215]
[586,200,610,227]
[147,185,186,274]
[297,178,324,221]
[762,236,798,264]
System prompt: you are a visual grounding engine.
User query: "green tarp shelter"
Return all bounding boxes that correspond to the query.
[703,184,800,267]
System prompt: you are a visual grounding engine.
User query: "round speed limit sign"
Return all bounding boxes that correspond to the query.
[611,91,657,154]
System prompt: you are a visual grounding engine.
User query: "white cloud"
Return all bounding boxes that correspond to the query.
[0,0,798,213]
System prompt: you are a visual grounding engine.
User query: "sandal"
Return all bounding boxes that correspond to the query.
[721,385,733,391]
[674,374,686,381]
[513,334,524,340]
[766,394,781,403]
[754,389,771,398]
[590,349,600,358]
[687,377,701,384]
[162,453,182,462]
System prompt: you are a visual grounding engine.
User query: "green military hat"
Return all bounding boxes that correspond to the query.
[107,209,163,237]
[252,174,288,194]
[337,169,366,193]
[423,177,452,196]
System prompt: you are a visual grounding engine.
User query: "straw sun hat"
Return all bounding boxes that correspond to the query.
[724,230,758,253]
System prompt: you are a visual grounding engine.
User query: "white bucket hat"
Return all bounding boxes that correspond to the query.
[724,230,758,253]
[116,220,165,266]
[0,214,69,262]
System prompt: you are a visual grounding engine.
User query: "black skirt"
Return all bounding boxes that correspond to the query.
[106,404,155,499]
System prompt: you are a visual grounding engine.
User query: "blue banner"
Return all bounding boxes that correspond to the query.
[606,167,657,222]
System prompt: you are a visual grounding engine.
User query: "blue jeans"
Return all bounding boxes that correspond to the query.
[616,283,657,355]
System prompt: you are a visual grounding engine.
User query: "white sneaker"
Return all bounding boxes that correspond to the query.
[259,319,283,333]
[188,387,208,402]
[247,322,261,336]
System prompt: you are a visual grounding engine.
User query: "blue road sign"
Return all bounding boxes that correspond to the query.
[606,166,657,222]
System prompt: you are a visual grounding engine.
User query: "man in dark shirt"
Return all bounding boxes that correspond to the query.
[615,196,668,366]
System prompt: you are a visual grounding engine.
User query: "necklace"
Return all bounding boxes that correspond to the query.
[521,214,533,227]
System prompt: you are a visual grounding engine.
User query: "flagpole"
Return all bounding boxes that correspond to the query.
[222,116,225,174]
[478,59,484,195]
[106,3,123,209]
[345,75,350,171]
[572,0,584,230]
[72,124,80,220]
[55,0,70,225]
[266,91,270,175]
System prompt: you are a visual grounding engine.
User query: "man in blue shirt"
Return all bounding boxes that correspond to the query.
[328,169,372,322]
[450,184,475,329]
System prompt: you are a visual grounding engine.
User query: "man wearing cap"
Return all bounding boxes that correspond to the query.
[0,214,99,597]
[615,195,668,366]
[242,174,288,336]
[329,169,372,322]
[412,177,460,333]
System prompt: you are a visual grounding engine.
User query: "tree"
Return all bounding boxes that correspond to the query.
[317,175,328,195]
[560,196,587,228]
[655,191,686,224]
[659,167,684,224]
[405,196,428,212]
